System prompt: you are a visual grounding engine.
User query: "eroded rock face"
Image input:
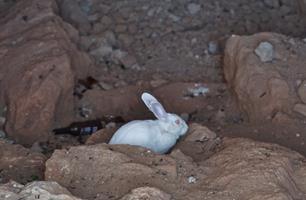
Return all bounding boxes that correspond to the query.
[223,32,306,122]
[0,0,93,145]
[0,181,82,200]
[45,136,306,200]
[197,138,306,200]
[45,144,179,199]
[78,82,223,121]
[0,140,46,184]
[78,85,150,121]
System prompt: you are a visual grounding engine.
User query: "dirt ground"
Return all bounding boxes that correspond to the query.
[2,1,306,198]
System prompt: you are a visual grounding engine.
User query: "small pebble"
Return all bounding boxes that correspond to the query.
[296,133,301,137]
[208,41,219,55]
[297,80,306,104]
[87,13,100,22]
[98,82,113,90]
[288,38,296,46]
[191,38,197,44]
[188,176,197,184]
[106,122,116,129]
[296,79,302,87]
[114,80,127,88]
[0,130,6,138]
[150,79,168,88]
[206,105,214,111]
[187,3,201,15]
[79,0,92,14]
[263,0,280,8]
[168,13,180,22]
[0,116,6,126]
[147,8,155,17]
[30,142,44,153]
[79,106,92,118]
[293,104,306,117]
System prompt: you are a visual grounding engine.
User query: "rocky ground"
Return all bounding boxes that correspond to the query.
[1,0,306,199]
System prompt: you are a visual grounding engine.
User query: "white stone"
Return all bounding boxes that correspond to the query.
[254,41,274,62]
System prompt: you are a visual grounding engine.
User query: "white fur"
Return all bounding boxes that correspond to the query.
[109,92,188,154]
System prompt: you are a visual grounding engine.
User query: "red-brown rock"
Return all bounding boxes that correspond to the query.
[0,0,93,145]
[45,144,178,199]
[196,138,306,200]
[45,127,306,200]
[0,140,46,184]
[223,32,306,122]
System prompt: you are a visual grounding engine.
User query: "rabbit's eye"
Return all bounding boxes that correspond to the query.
[175,119,180,125]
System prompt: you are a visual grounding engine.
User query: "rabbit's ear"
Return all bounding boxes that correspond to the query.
[141,92,167,120]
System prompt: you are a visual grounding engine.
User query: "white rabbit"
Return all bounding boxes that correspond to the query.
[109,92,188,154]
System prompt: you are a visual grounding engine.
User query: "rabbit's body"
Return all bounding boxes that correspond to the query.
[109,119,180,153]
[109,93,188,154]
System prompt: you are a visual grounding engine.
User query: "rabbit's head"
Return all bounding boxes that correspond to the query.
[141,92,188,137]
